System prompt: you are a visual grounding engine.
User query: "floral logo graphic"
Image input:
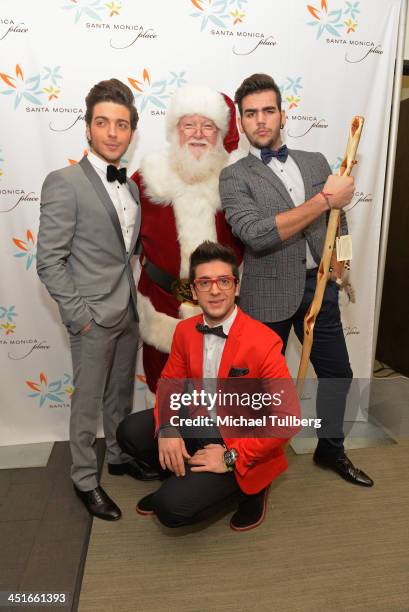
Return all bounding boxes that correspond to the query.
[307,1,360,39]
[0,306,17,336]
[1,322,16,335]
[106,1,121,16]
[0,64,63,108]
[62,0,122,23]
[344,1,360,19]
[0,64,44,108]
[26,372,74,407]
[190,0,248,31]
[0,306,17,335]
[12,230,37,270]
[280,77,303,110]
[128,68,187,112]
[68,149,89,165]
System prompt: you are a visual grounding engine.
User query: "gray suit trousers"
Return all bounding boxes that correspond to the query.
[68,302,138,490]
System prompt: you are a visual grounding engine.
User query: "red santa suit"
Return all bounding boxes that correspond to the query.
[131,86,242,399]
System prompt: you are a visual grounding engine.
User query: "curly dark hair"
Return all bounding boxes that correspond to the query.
[85,78,138,130]
[189,241,239,284]
[234,73,281,116]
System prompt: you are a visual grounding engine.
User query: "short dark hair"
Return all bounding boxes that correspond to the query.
[234,73,282,116]
[85,78,138,130]
[189,241,239,284]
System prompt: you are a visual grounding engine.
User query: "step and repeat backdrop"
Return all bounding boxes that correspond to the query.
[0,0,402,445]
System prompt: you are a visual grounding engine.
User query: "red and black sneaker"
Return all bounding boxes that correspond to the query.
[230,486,270,532]
[135,493,155,516]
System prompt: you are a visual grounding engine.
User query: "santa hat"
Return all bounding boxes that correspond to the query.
[166,85,239,153]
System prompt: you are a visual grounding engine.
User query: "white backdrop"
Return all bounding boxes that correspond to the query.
[0,0,402,445]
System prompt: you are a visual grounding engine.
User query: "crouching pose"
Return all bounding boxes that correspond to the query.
[117,242,300,531]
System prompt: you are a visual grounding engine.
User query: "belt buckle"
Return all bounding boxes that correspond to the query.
[171,278,194,303]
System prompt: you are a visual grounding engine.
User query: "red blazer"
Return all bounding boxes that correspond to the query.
[154,308,300,494]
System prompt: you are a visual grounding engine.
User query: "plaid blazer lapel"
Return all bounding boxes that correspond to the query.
[245,154,294,210]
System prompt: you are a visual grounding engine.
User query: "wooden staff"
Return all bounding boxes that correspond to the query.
[296,116,364,397]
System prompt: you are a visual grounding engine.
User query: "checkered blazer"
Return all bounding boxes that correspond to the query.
[220,149,342,322]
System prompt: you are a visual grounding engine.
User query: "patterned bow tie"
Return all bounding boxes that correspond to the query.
[196,323,227,339]
[106,165,127,184]
[260,144,288,165]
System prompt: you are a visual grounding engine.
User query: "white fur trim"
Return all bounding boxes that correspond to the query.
[227,141,249,165]
[172,178,220,277]
[139,153,174,205]
[140,154,222,278]
[137,292,179,354]
[166,86,229,140]
[179,301,203,319]
[137,292,203,355]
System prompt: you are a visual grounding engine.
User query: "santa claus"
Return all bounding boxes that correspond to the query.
[132,85,242,401]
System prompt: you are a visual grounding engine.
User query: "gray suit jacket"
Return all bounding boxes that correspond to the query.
[220,149,344,322]
[37,156,141,334]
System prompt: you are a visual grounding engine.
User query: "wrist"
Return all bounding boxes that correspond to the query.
[319,191,331,210]
[223,447,239,471]
[158,424,180,438]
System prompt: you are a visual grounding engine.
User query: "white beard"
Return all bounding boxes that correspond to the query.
[168,133,228,185]
[137,132,232,354]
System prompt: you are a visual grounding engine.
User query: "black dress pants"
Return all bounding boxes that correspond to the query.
[264,272,353,459]
[117,409,242,527]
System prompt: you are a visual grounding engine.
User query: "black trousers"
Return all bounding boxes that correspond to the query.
[117,409,243,527]
[264,272,353,458]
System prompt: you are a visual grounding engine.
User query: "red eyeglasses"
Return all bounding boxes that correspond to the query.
[193,276,238,292]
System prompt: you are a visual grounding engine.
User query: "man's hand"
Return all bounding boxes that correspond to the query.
[158,436,191,477]
[189,444,227,474]
[323,175,355,209]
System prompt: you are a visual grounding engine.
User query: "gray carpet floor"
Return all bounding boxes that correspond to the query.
[0,441,106,612]
[79,441,409,612]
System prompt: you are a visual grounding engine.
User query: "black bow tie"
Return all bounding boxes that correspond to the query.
[260,145,288,165]
[107,165,127,184]
[196,323,227,339]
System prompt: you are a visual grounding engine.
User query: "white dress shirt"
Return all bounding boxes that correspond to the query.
[250,145,317,269]
[202,305,237,378]
[202,306,238,422]
[88,151,136,253]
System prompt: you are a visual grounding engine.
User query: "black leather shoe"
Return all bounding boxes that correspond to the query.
[135,493,155,516]
[73,485,121,521]
[313,451,374,487]
[230,486,270,532]
[108,459,160,481]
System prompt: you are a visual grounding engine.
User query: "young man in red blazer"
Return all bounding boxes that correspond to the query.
[117,241,300,531]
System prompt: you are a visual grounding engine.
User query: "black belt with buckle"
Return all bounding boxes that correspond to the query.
[143,258,194,303]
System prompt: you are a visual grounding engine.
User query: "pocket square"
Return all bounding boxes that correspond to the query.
[228,367,249,377]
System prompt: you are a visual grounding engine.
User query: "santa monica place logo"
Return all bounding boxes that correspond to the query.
[306,1,383,62]
[26,372,73,408]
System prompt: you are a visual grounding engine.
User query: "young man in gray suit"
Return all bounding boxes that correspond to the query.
[37,79,154,521]
[220,73,373,487]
